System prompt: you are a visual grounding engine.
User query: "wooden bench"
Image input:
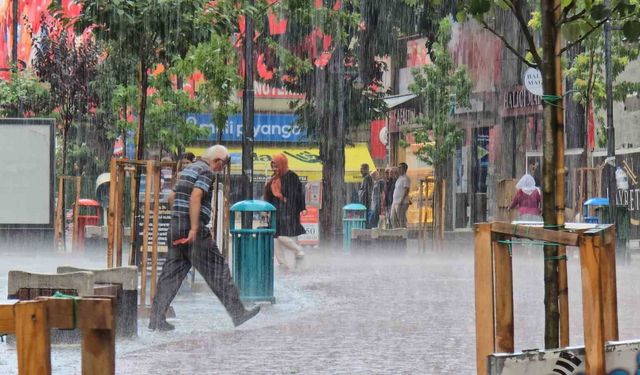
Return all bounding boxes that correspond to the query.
[8,270,95,299]
[7,267,138,338]
[57,266,138,337]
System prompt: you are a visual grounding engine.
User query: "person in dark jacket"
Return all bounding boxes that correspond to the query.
[358,163,374,228]
[263,153,306,270]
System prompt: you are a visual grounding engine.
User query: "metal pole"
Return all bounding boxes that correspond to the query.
[242,0,255,228]
[604,0,616,223]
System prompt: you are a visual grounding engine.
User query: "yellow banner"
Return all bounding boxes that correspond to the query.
[187,143,375,183]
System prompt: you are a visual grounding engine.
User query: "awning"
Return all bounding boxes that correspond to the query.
[187,143,375,183]
[383,93,417,109]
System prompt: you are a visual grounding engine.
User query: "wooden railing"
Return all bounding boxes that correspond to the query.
[0,297,116,375]
[474,222,618,375]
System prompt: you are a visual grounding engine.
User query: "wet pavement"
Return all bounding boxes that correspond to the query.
[2,243,640,374]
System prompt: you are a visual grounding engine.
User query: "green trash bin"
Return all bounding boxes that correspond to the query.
[230,200,276,304]
[342,203,367,252]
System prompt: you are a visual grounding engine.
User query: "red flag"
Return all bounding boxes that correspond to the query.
[370,120,387,160]
[113,136,124,157]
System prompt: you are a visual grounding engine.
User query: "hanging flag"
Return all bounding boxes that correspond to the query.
[370,120,387,160]
[113,136,124,157]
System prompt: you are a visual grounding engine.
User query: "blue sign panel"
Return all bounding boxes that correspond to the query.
[186,113,306,142]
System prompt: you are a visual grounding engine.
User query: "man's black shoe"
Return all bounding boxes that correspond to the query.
[149,320,175,332]
[232,306,261,327]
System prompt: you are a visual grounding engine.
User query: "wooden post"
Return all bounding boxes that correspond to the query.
[558,244,570,347]
[115,165,125,267]
[72,176,81,251]
[222,162,231,259]
[140,161,153,308]
[150,164,160,301]
[107,159,117,268]
[54,177,64,248]
[79,298,116,375]
[475,223,495,375]
[493,233,514,353]
[15,301,51,375]
[600,226,619,341]
[440,179,446,244]
[418,179,425,252]
[579,234,606,375]
[425,178,431,246]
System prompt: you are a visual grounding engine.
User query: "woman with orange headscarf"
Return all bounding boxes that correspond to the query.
[263,153,306,269]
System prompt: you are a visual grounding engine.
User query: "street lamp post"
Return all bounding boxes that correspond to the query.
[241,0,255,228]
[604,0,616,223]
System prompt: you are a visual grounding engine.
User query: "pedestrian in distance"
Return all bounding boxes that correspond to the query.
[383,167,396,229]
[391,163,411,228]
[508,173,542,221]
[149,145,260,331]
[176,151,195,173]
[369,170,385,229]
[358,163,374,228]
[263,153,306,270]
[528,159,541,189]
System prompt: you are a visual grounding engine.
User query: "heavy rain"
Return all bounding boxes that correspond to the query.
[1,1,640,374]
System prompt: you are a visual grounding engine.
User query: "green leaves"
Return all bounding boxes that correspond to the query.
[0,70,52,117]
[622,20,640,41]
[468,0,491,15]
[589,4,609,20]
[409,18,471,169]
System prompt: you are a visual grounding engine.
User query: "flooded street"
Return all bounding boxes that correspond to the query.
[2,242,640,374]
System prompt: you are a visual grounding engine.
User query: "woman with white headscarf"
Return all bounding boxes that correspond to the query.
[508,174,542,221]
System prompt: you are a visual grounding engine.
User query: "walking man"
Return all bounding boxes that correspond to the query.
[391,163,411,228]
[358,163,374,228]
[149,145,260,331]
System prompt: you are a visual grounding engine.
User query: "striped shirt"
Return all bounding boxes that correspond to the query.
[172,160,215,225]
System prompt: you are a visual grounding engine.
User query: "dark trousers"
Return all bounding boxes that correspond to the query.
[150,217,246,324]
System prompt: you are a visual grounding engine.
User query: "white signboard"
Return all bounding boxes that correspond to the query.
[524,67,543,96]
[489,340,640,375]
[0,120,54,225]
[299,223,319,246]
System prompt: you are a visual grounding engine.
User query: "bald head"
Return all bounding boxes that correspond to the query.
[201,145,229,172]
[201,145,229,162]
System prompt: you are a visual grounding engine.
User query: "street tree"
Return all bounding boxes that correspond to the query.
[68,0,214,162]
[566,30,640,151]
[253,0,393,243]
[409,17,472,244]
[30,16,99,176]
[457,0,640,349]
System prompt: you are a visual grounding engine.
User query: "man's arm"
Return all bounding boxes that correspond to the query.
[401,187,410,204]
[401,179,410,204]
[187,188,204,243]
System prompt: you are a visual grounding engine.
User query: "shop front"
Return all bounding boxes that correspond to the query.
[187,143,376,184]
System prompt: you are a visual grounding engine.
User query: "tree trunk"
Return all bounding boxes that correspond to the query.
[319,50,346,246]
[130,58,150,265]
[136,60,149,161]
[433,164,444,248]
[540,0,565,349]
[60,125,69,251]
